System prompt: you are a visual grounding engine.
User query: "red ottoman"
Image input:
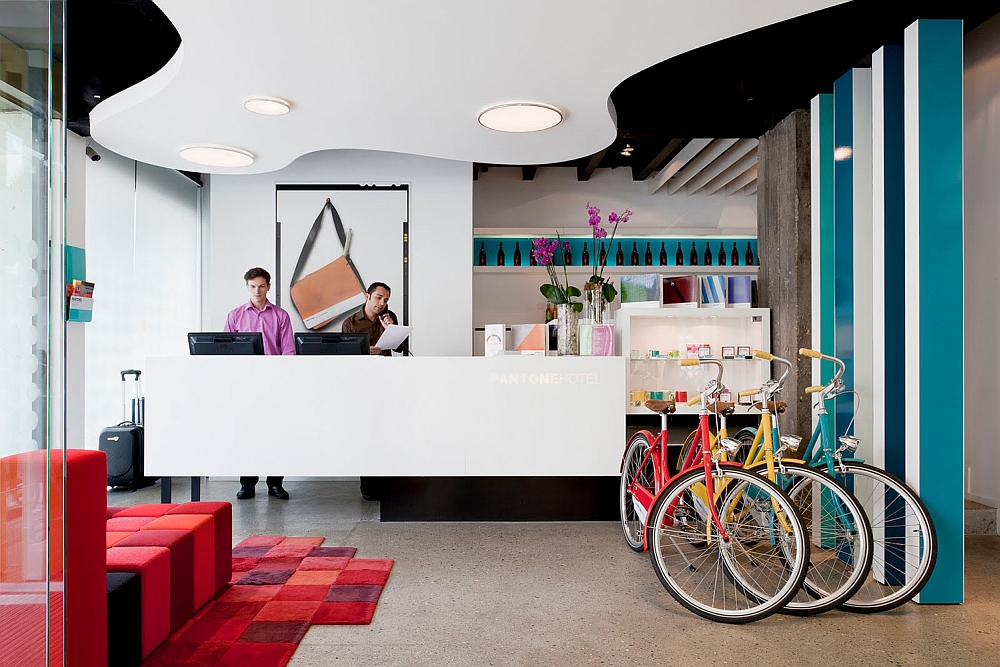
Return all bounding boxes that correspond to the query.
[107,546,171,659]
[114,503,178,518]
[169,502,232,592]
[142,514,214,608]
[107,516,155,532]
[106,532,132,548]
[115,529,195,633]
[108,506,127,519]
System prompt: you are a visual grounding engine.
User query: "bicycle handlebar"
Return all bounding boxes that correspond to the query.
[738,389,757,398]
[798,348,847,394]
[805,386,825,393]
[680,358,701,367]
[799,347,823,359]
[687,395,703,406]
[753,350,774,361]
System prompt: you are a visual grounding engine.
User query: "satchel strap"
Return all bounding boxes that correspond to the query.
[290,198,353,287]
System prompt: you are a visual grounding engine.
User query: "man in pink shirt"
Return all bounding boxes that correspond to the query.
[224,267,294,500]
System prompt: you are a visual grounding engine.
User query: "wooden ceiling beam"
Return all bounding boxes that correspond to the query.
[577,147,609,182]
[648,138,713,195]
[634,138,688,182]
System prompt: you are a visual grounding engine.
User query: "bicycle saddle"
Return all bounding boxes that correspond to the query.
[706,401,735,416]
[645,399,676,415]
[752,400,788,413]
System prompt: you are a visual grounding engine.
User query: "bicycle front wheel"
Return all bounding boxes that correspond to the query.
[646,467,809,623]
[834,462,937,613]
[620,433,654,552]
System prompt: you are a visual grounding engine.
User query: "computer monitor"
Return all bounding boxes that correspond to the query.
[294,332,370,356]
[187,332,264,356]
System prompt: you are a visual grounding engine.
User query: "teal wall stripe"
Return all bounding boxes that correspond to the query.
[817,94,836,383]
[915,19,964,604]
[833,72,855,437]
[881,45,907,482]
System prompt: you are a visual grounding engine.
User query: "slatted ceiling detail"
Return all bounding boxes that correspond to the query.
[721,163,758,195]
[690,139,758,194]
[647,138,712,194]
[744,181,758,195]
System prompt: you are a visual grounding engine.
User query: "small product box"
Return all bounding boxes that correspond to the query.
[485,324,505,357]
[591,324,615,356]
[661,275,700,308]
[620,274,661,307]
[510,324,546,353]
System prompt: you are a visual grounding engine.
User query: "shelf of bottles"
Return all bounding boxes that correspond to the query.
[474,237,759,269]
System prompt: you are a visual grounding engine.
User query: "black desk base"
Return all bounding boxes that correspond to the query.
[378,476,619,521]
[161,476,201,503]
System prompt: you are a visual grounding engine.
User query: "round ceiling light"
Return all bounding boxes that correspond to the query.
[478,103,563,133]
[244,96,291,115]
[179,145,255,168]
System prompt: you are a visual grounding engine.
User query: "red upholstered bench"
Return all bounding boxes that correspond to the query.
[141,514,215,608]
[107,546,171,659]
[113,503,178,519]
[107,516,155,532]
[168,501,233,592]
[106,531,132,548]
[115,529,195,633]
[108,506,127,519]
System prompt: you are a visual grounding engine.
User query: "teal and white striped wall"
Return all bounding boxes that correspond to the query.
[811,19,964,603]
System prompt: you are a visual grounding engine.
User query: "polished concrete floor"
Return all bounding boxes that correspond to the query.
[110,479,1000,666]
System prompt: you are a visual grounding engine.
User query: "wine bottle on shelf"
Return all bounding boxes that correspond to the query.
[544,303,553,322]
[581,243,590,266]
[660,242,668,266]
[513,242,522,266]
[478,242,487,266]
[599,242,607,266]
[645,242,653,266]
[718,242,726,266]
[676,242,684,266]
[690,242,698,266]
[497,242,505,266]
[564,244,572,266]
[630,242,639,266]
[704,242,712,266]
[529,245,537,266]
[746,242,754,267]
[731,242,739,266]
[616,242,624,266]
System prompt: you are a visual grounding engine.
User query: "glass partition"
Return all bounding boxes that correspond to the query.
[0,1,66,664]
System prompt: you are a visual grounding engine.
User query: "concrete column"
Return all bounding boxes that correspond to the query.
[756,109,812,436]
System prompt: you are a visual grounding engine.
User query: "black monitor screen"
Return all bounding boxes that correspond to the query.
[188,332,264,356]
[294,332,369,356]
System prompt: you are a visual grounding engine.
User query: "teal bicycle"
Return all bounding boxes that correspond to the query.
[797,347,937,612]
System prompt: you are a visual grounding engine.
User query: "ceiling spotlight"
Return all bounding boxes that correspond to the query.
[179,145,255,168]
[620,143,633,156]
[244,96,291,115]
[478,103,563,133]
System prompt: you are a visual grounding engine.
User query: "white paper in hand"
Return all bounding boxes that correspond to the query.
[375,324,412,350]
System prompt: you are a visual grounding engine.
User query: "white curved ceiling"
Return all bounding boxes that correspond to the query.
[91,0,846,174]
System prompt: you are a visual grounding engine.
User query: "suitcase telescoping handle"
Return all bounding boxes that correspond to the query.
[120,369,144,425]
[121,369,141,380]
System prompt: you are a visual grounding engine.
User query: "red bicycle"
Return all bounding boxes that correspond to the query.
[619,358,810,623]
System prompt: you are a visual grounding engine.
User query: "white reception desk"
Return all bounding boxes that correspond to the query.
[145,355,625,480]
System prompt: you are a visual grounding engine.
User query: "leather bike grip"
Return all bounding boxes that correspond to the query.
[686,395,703,406]
[680,358,701,367]
[805,386,825,393]
[738,389,757,398]
[799,348,823,359]
[753,350,774,361]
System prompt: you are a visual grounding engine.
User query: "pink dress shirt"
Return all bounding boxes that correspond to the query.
[224,300,295,355]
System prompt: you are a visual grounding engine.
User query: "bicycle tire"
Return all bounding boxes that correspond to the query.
[646,467,809,623]
[832,462,938,613]
[620,433,654,552]
[775,463,874,615]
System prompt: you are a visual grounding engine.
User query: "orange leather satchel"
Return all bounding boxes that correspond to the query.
[289,198,367,330]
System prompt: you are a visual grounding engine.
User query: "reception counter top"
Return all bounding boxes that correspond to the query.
[145,355,626,480]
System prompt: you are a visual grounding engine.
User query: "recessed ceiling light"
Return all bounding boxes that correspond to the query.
[620,143,633,156]
[179,145,255,168]
[244,96,291,115]
[478,103,563,133]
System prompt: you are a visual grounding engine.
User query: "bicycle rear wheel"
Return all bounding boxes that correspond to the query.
[833,462,937,613]
[775,463,874,615]
[646,467,809,623]
[620,433,654,552]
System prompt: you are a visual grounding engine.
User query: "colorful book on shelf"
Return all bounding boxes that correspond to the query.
[620,274,660,304]
[485,324,505,357]
[661,275,699,308]
[701,275,726,308]
[727,276,752,308]
[590,324,615,356]
[510,324,545,351]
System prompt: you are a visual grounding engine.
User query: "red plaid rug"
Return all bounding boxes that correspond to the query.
[143,536,393,666]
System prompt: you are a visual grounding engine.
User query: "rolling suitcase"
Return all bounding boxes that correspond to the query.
[100,369,156,490]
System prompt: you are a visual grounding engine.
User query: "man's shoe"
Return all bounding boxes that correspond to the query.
[236,485,255,500]
[361,492,379,501]
[268,485,290,500]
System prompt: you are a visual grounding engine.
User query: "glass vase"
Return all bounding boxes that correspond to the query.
[584,287,608,324]
[557,304,579,355]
